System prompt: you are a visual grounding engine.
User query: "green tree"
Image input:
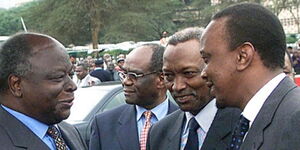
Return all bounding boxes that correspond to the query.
[0,9,24,35]
[101,0,180,43]
[21,0,91,46]
[0,0,182,45]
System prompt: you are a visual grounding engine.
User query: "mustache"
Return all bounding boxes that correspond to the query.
[171,90,197,98]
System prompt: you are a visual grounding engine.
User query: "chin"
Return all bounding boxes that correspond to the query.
[125,98,136,105]
[215,97,230,109]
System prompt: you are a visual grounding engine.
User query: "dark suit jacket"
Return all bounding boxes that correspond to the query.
[89,101,178,150]
[240,77,300,150]
[90,69,113,82]
[0,106,87,150]
[146,107,240,150]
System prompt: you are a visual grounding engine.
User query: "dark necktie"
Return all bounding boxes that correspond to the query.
[229,115,250,150]
[184,117,199,150]
[47,126,68,150]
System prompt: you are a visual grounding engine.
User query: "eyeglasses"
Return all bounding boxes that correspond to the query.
[118,71,158,81]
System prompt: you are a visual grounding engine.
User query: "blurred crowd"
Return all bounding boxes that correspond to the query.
[288,46,300,75]
[69,53,126,87]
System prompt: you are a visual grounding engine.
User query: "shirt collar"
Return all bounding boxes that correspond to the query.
[242,73,285,127]
[1,105,49,139]
[94,67,102,70]
[136,97,169,121]
[184,99,218,133]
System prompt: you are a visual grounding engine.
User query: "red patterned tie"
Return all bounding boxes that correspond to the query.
[140,111,152,150]
[47,126,68,150]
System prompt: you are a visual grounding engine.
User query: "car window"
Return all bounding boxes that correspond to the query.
[101,91,125,112]
[66,84,120,124]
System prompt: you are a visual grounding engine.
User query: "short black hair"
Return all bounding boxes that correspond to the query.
[212,3,286,70]
[168,27,203,46]
[0,32,53,92]
[76,63,89,71]
[142,44,165,72]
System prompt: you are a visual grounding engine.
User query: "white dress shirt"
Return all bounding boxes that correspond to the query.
[74,74,101,88]
[181,99,218,150]
[242,73,285,133]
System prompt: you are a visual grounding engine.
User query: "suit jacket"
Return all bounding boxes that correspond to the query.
[147,107,240,150]
[0,106,87,150]
[89,101,178,150]
[240,77,300,150]
[90,69,113,82]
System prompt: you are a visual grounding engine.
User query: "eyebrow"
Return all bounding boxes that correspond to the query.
[122,67,143,73]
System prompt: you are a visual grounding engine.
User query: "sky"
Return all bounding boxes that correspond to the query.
[0,0,33,9]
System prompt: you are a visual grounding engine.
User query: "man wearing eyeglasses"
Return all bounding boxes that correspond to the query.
[89,43,178,150]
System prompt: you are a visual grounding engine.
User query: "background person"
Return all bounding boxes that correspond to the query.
[90,59,113,82]
[284,50,296,80]
[89,44,178,150]
[74,63,101,87]
[0,32,87,150]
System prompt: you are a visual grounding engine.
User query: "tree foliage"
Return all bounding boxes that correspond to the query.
[0,0,298,46]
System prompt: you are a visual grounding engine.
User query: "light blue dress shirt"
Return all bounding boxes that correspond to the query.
[136,98,169,138]
[1,105,67,150]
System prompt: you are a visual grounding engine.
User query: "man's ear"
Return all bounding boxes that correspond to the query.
[236,42,255,71]
[156,72,165,89]
[8,75,23,97]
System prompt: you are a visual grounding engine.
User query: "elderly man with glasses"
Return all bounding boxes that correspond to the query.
[89,43,178,150]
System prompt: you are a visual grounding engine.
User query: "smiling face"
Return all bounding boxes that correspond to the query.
[121,46,161,109]
[20,39,77,125]
[163,39,212,115]
[200,18,240,108]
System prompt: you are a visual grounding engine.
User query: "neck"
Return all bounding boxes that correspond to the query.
[238,68,282,110]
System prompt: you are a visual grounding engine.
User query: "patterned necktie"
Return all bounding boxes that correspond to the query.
[140,111,152,150]
[229,115,250,150]
[184,117,199,150]
[47,126,68,150]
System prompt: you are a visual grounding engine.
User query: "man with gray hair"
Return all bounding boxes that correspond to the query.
[147,27,240,150]
[0,32,87,149]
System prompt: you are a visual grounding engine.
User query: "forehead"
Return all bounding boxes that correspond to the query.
[123,46,152,72]
[75,65,85,70]
[200,19,230,58]
[29,42,71,73]
[163,40,205,70]
[201,18,228,47]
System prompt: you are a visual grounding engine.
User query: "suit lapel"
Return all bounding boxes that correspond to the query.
[241,77,297,150]
[117,105,140,150]
[0,106,50,150]
[58,123,74,150]
[58,121,87,150]
[201,108,240,150]
[167,111,184,150]
[167,100,178,114]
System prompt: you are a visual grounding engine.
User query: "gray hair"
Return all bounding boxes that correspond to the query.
[168,27,204,46]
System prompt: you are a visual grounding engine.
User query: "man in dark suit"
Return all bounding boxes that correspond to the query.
[200,3,300,150]
[89,44,178,150]
[147,27,240,150]
[90,59,113,82]
[0,32,87,150]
